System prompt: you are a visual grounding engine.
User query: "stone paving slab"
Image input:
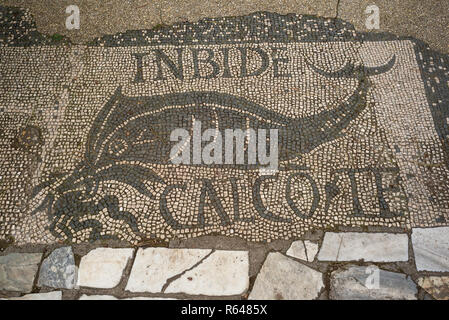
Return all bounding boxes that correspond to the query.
[0,243,447,300]
[286,240,319,262]
[249,252,324,300]
[126,248,212,293]
[38,246,76,289]
[412,227,449,272]
[317,232,409,262]
[329,265,417,300]
[165,250,249,296]
[126,248,249,296]
[77,248,134,289]
[0,253,42,292]
[417,276,449,300]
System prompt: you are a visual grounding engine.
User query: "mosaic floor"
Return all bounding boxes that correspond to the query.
[0,6,448,245]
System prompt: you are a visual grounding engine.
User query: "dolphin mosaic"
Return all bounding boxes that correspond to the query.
[28,54,397,241]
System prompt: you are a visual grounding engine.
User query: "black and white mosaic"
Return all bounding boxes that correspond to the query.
[0,6,448,244]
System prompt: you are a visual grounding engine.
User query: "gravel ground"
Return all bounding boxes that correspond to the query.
[0,0,447,53]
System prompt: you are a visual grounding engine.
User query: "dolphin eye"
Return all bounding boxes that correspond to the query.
[108,138,128,156]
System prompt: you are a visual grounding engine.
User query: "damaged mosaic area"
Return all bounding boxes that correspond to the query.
[0,6,448,244]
